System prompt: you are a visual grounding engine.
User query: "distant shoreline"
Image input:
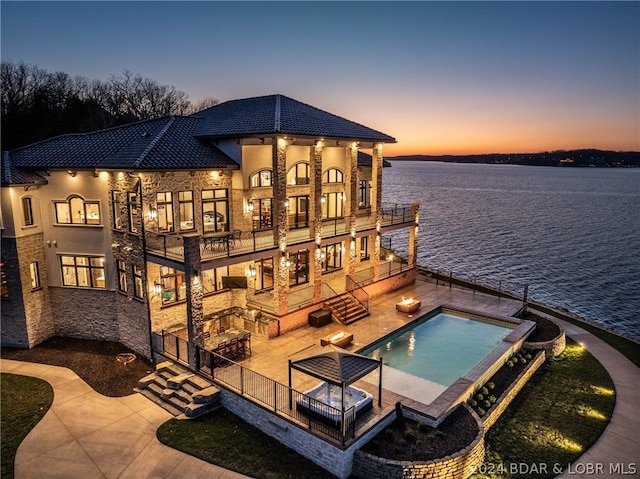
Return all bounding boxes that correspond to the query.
[387,149,640,168]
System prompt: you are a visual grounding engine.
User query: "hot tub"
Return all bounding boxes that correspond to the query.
[296,382,373,427]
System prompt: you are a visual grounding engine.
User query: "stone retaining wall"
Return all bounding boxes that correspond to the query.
[482,350,545,430]
[523,318,566,359]
[352,404,485,479]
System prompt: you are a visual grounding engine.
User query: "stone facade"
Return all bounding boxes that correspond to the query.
[1,233,55,348]
[50,287,119,341]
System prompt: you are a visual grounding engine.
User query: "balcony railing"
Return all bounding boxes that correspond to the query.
[145,203,416,262]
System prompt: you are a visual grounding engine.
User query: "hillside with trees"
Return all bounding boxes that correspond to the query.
[1,61,218,151]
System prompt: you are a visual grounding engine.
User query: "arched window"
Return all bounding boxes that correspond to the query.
[323,168,344,183]
[55,195,101,225]
[250,170,273,188]
[287,163,310,185]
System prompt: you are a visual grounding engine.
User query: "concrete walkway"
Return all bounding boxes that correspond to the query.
[0,359,250,479]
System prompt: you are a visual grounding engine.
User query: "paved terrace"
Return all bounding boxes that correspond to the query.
[240,274,525,425]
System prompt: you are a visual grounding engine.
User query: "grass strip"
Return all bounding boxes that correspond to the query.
[1,373,53,479]
[157,407,336,479]
[473,339,616,479]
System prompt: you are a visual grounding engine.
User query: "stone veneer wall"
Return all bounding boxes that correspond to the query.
[364,268,417,299]
[482,350,546,431]
[50,287,119,342]
[1,234,55,348]
[116,293,152,359]
[220,388,395,479]
[352,404,486,479]
[1,237,29,347]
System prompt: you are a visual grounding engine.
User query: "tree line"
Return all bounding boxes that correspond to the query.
[1,61,218,151]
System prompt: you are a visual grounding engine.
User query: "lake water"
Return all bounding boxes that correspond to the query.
[382,161,640,342]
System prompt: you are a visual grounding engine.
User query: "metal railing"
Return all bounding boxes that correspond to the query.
[197,348,357,445]
[346,275,369,313]
[322,282,348,323]
[417,266,528,301]
[162,330,190,365]
[145,203,416,263]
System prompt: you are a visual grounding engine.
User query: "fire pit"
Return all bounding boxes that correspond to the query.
[396,296,421,313]
[116,353,137,366]
[320,331,354,348]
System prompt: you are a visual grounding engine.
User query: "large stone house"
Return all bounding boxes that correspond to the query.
[1,94,419,367]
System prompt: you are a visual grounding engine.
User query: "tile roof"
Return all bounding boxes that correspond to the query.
[1,153,48,186]
[6,116,239,172]
[4,94,395,177]
[193,94,396,143]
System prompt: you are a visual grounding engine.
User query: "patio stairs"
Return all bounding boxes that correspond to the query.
[135,361,221,419]
[324,292,369,325]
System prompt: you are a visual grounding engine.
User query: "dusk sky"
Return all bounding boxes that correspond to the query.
[2,1,638,156]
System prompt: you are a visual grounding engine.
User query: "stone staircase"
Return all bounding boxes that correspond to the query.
[324,292,369,324]
[135,361,221,419]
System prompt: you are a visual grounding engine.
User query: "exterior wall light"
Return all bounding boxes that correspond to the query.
[320,195,326,204]
[284,198,290,208]
[68,170,77,177]
[153,281,162,296]
[245,201,254,213]
[248,264,256,278]
[148,208,158,220]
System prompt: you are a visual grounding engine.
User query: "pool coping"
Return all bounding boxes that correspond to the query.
[356,304,536,426]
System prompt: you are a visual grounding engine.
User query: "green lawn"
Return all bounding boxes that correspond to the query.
[472,339,616,479]
[156,407,336,479]
[1,373,53,479]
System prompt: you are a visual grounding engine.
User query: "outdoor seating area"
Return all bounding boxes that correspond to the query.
[207,329,252,362]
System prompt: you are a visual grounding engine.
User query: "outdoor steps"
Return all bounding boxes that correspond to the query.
[135,361,221,419]
[324,293,370,325]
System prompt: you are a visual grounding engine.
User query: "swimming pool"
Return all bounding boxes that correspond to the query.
[361,310,512,387]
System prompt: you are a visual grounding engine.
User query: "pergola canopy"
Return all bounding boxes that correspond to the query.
[289,349,380,386]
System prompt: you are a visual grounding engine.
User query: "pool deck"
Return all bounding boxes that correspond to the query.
[242,275,531,427]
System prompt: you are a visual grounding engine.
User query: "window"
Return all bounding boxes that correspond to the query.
[117,260,127,293]
[55,196,100,225]
[322,192,344,219]
[324,168,344,183]
[30,262,41,290]
[159,266,186,304]
[202,266,229,294]
[128,192,140,233]
[250,170,273,188]
[288,195,309,229]
[288,250,309,286]
[252,198,272,230]
[202,189,228,233]
[22,197,34,226]
[111,191,124,230]
[287,163,310,185]
[178,191,194,230]
[359,237,370,260]
[133,265,144,299]
[60,255,105,289]
[359,180,371,207]
[157,192,174,232]
[255,258,273,291]
[320,243,343,273]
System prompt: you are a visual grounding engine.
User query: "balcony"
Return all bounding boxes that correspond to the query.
[145,203,416,264]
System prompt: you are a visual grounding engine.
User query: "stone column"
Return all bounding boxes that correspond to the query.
[409,203,420,267]
[345,143,358,285]
[272,138,289,315]
[371,143,384,281]
[310,141,323,303]
[183,234,203,370]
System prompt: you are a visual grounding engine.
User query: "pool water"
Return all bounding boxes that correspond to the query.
[361,312,512,387]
